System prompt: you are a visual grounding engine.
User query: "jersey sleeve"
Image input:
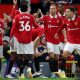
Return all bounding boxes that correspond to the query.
[10,16,18,39]
[0,20,4,29]
[32,16,39,29]
[39,16,46,25]
[57,17,66,34]
[10,5,18,19]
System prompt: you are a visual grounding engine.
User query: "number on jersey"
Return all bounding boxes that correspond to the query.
[19,21,30,31]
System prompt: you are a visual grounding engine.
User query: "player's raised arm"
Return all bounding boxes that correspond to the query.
[10,16,17,39]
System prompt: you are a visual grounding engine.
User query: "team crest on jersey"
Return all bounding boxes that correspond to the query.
[74,21,78,26]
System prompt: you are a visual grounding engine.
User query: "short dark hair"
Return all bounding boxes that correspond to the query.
[74,8,78,11]
[20,0,28,12]
[50,3,56,7]
[58,3,64,6]
[68,7,75,13]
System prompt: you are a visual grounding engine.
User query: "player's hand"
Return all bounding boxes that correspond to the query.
[38,9,42,13]
[54,33,59,39]
[13,0,17,5]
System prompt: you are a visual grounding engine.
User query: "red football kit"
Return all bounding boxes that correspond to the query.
[32,27,45,41]
[58,16,80,44]
[40,14,63,44]
[10,13,39,44]
[0,18,4,45]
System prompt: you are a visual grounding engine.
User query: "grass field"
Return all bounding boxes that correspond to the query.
[0,78,78,80]
[30,78,77,80]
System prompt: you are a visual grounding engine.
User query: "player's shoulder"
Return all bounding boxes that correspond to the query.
[44,14,48,17]
[28,13,35,19]
[14,13,20,19]
[14,13,35,21]
[24,13,35,19]
[41,15,50,20]
[76,16,80,19]
[75,16,80,22]
[0,18,4,24]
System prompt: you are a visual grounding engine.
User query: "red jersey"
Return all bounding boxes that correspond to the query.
[64,16,80,44]
[41,15,63,44]
[58,12,66,42]
[10,6,20,19]
[0,18,4,45]
[10,13,38,44]
[32,27,45,41]
[31,0,40,4]
[32,28,39,41]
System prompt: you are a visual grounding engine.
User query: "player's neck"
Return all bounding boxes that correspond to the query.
[59,11,64,15]
[50,13,57,18]
[69,14,75,20]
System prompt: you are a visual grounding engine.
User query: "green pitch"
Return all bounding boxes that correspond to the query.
[0,78,78,80]
[30,78,78,80]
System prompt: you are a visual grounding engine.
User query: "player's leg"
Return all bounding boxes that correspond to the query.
[34,57,40,72]
[16,54,25,77]
[47,42,59,78]
[16,43,25,78]
[24,42,34,78]
[60,42,75,78]
[59,42,65,54]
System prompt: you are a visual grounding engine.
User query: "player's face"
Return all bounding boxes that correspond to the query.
[49,5,57,15]
[58,5,63,12]
[33,13,39,23]
[65,9,71,18]
[33,13,38,18]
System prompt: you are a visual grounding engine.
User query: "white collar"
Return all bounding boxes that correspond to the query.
[68,15,76,21]
[50,14,57,18]
[58,12,65,17]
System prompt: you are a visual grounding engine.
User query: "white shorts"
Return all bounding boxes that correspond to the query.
[59,42,65,50]
[0,46,3,58]
[64,42,80,54]
[47,42,60,54]
[10,37,18,52]
[17,42,34,54]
